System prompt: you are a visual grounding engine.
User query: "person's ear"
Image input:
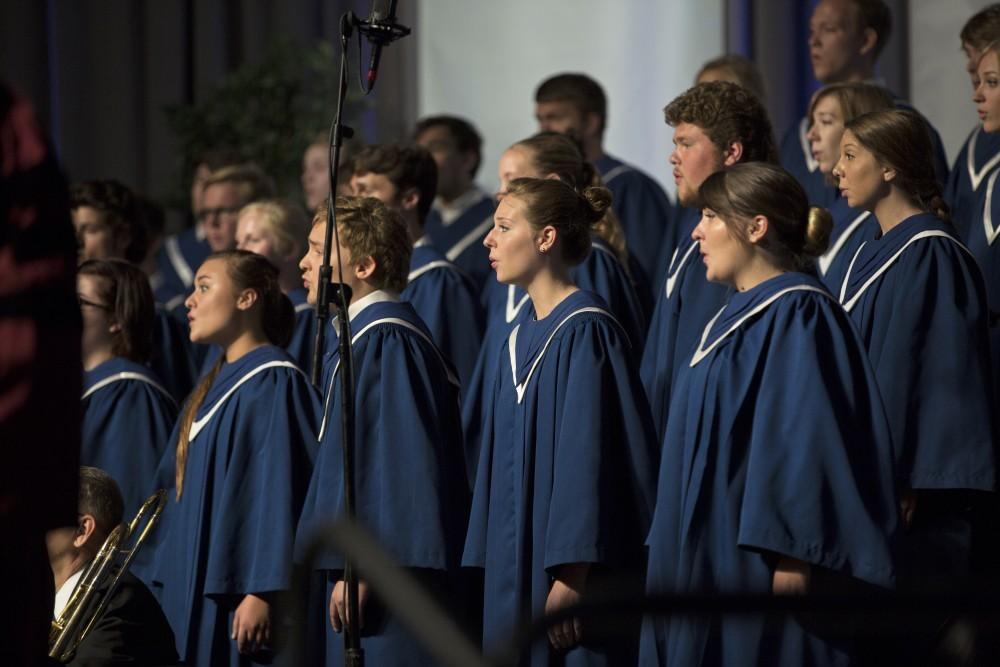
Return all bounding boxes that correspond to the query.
[543,172,562,182]
[859,27,878,58]
[400,187,421,213]
[747,215,769,244]
[536,226,558,254]
[108,320,122,334]
[236,288,259,311]
[74,514,97,549]
[882,166,897,183]
[583,111,603,139]
[355,255,377,281]
[723,141,744,166]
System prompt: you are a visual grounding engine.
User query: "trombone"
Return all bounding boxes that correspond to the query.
[49,488,167,663]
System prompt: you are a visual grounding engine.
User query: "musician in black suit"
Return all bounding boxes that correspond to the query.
[47,467,178,666]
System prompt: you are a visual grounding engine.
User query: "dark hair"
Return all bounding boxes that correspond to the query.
[134,193,165,245]
[174,250,294,498]
[849,0,893,59]
[352,144,438,224]
[511,132,629,268]
[313,196,412,294]
[504,178,612,267]
[196,147,244,172]
[961,4,1000,50]
[809,83,895,184]
[79,466,125,537]
[78,259,156,364]
[845,109,950,222]
[534,73,608,134]
[696,54,766,101]
[664,81,778,164]
[700,163,833,272]
[70,180,147,263]
[413,115,484,178]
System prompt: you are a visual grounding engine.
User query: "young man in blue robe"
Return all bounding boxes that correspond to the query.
[640,81,777,441]
[534,72,674,306]
[640,163,900,666]
[415,115,497,292]
[780,0,948,207]
[148,250,320,666]
[295,195,470,667]
[350,144,484,385]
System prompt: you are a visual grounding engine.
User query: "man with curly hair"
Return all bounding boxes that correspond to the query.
[640,81,777,440]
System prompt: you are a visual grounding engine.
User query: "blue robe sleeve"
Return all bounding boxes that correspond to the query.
[734,296,900,588]
[864,239,997,491]
[82,380,178,515]
[402,269,484,386]
[542,319,659,570]
[299,326,469,573]
[201,370,320,595]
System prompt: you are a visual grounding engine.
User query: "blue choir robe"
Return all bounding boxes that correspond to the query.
[151,303,197,403]
[149,345,320,666]
[424,187,496,292]
[639,272,900,667]
[838,212,997,493]
[401,237,484,386]
[640,208,730,441]
[154,225,211,306]
[969,170,1000,409]
[816,196,879,294]
[82,357,178,515]
[945,125,1000,240]
[463,289,659,667]
[779,97,949,209]
[295,290,469,667]
[595,153,675,304]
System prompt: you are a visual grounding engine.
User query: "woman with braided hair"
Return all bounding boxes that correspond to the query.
[148,249,321,666]
[833,109,997,639]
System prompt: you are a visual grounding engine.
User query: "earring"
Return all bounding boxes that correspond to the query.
[539,246,548,254]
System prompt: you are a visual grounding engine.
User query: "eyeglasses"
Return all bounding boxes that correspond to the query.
[196,205,242,222]
[78,295,111,310]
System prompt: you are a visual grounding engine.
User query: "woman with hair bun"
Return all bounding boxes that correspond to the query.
[640,162,900,666]
[833,110,997,614]
[78,258,177,516]
[463,178,658,665]
[148,249,321,666]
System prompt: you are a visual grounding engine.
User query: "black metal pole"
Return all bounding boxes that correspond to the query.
[310,10,363,666]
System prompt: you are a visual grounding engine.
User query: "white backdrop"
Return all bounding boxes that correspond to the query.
[416,0,725,199]
[911,0,996,164]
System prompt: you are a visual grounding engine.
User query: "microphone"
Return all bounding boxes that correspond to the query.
[365,0,398,89]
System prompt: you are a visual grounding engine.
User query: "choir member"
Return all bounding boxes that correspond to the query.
[350,144,484,384]
[301,132,359,212]
[295,196,468,666]
[971,39,1000,408]
[945,4,1000,236]
[415,115,497,291]
[535,72,674,301]
[149,250,320,666]
[78,259,177,515]
[832,110,997,616]
[196,199,315,374]
[695,54,767,101]
[70,180,196,403]
[154,148,242,307]
[804,82,894,291]
[641,81,776,442]
[782,0,948,206]
[463,178,657,666]
[639,161,899,666]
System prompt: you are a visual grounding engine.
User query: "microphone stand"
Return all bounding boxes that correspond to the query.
[309,8,409,667]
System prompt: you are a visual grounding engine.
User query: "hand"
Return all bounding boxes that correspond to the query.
[232,593,270,655]
[900,490,918,530]
[772,556,811,595]
[329,579,370,633]
[545,563,589,651]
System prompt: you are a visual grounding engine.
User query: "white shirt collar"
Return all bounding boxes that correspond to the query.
[432,187,489,226]
[413,234,431,248]
[54,567,86,619]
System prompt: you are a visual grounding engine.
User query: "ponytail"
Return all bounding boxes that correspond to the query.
[175,358,223,499]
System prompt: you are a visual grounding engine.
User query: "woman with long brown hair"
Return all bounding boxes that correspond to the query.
[148,249,320,666]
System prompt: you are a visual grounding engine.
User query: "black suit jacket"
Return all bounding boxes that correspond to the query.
[65,571,178,667]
